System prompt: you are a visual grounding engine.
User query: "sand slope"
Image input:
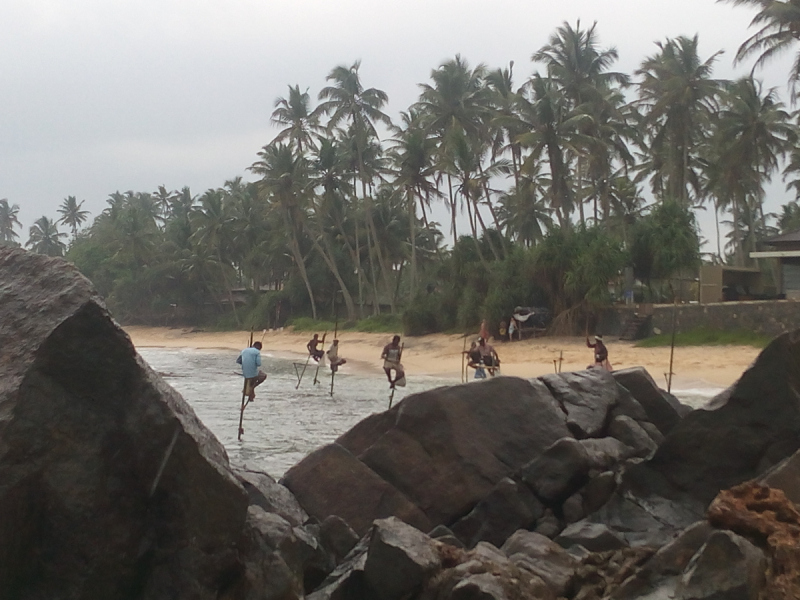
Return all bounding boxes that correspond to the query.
[124,326,759,389]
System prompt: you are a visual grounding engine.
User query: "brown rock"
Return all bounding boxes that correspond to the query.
[707,482,800,600]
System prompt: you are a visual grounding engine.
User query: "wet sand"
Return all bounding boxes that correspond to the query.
[124,326,760,390]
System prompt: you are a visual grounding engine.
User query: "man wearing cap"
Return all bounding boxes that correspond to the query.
[586,334,612,371]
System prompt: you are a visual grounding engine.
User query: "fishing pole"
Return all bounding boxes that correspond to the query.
[330,311,339,396]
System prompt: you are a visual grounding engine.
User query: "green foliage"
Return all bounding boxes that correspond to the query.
[630,201,700,286]
[636,326,771,349]
[287,317,338,332]
[403,292,445,336]
[352,314,403,333]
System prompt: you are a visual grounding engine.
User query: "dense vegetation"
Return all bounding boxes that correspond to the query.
[4,2,800,334]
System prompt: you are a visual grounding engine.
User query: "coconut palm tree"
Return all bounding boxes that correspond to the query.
[251,143,318,319]
[722,0,800,99]
[57,195,90,240]
[636,35,723,205]
[318,61,394,312]
[26,216,67,257]
[416,55,493,243]
[709,77,796,263]
[271,85,323,154]
[0,199,21,246]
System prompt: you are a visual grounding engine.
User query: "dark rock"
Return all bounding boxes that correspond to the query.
[582,471,616,515]
[449,573,509,600]
[555,522,628,553]
[244,507,306,598]
[235,467,308,526]
[578,437,635,471]
[290,377,571,533]
[502,530,578,597]
[644,330,800,506]
[638,421,665,446]
[608,416,658,458]
[471,541,509,565]
[675,531,766,599]
[0,248,270,600]
[520,437,590,503]
[609,385,649,422]
[612,367,684,435]
[539,369,619,438]
[611,520,713,599]
[534,509,562,539]
[347,377,571,526]
[428,525,466,549]
[563,492,584,523]
[308,536,370,599]
[282,443,431,536]
[319,515,360,565]
[760,449,800,506]
[363,517,441,600]
[449,477,544,548]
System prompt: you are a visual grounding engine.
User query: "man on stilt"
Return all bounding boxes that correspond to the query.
[237,341,267,401]
[381,335,405,389]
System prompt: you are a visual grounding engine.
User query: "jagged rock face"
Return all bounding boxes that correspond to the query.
[0,247,282,599]
[285,376,573,534]
[648,330,800,506]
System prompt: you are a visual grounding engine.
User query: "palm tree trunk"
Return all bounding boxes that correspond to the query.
[407,187,417,297]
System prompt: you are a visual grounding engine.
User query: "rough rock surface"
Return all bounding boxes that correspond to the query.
[708,482,800,600]
[612,367,686,435]
[285,376,572,532]
[363,517,441,600]
[647,330,800,505]
[0,250,232,597]
[540,369,619,438]
[501,530,578,597]
[0,247,301,599]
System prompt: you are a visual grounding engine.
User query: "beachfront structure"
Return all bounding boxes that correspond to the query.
[750,230,800,300]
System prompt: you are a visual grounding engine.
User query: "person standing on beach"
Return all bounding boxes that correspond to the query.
[381,335,405,388]
[237,341,267,401]
[586,335,612,371]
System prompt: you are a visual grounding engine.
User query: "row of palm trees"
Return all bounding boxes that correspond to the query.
[6,5,800,325]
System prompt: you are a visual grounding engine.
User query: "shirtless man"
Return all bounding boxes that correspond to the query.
[381,335,405,388]
[477,337,500,375]
[586,334,612,371]
[306,334,324,362]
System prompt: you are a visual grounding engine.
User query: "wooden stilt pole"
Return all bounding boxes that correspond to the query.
[330,314,339,396]
[313,332,327,385]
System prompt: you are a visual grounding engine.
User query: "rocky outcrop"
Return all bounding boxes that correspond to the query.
[0,247,322,599]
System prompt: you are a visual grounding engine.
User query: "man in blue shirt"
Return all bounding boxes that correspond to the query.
[237,341,267,401]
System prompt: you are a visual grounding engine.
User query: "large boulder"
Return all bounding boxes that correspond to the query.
[287,376,571,530]
[363,517,441,600]
[612,367,686,435]
[646,330,800,506]
[281,443,431,536]
[449,477,544,548]
[540,369,620,438]
[501,530,578,597]
[0,247,285,599]
[519,437,591,503]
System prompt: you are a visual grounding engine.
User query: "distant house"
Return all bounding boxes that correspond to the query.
[750,230,800,300]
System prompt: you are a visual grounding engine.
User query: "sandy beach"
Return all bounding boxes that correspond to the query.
[124,326,760,390]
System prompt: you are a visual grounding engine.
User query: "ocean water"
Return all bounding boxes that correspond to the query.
[138,348,723,479]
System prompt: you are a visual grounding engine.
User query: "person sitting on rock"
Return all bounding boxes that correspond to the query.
[327,339,347,372]
[306,334,324,362]
[587,334,613,371]
[236,341,267,401]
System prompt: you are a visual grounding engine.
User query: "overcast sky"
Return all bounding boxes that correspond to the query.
[2,0,796,249]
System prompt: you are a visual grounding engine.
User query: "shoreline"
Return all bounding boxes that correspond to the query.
[124,326,760,390]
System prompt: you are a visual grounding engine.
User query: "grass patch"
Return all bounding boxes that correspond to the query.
[636,327,772,349]
[286,317,338,332]
[351,314,403,333]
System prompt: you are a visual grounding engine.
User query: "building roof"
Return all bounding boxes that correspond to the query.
[764,230,800,245]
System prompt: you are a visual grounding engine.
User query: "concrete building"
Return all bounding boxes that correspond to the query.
[750,230,800,300]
